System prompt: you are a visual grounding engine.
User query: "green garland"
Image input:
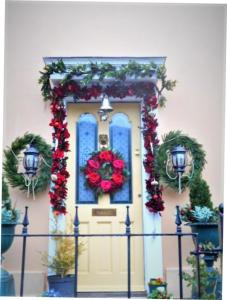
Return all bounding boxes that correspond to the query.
[3,133,52,194]
[155,131,206,192]
[39,59,176,106]
[38,59,176,214]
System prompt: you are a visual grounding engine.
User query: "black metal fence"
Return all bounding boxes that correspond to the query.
[2,205,223,299]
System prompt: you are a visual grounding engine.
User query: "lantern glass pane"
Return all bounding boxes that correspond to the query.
[27,155,34,168]
[34,155,39,169]
[177,153,185,168]
[172,154,177,167]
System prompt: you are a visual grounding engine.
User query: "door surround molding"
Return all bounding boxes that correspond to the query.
[46,56,165,291]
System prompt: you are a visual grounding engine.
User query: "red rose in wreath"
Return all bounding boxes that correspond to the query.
[82,149,129,196]
[113,159,125,169]
[112,173,124,186]
[88,159,100,169]
[99,150,113,162]
[87,172,101,186]
[100,180,112,192]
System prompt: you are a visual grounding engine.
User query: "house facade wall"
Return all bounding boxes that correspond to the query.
[3,1,225,296]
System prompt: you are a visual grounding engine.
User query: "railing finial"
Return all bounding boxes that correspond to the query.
[175,205,182,232]
[125,206,131,234]
[74,205,80,229]
[22,206,29,229]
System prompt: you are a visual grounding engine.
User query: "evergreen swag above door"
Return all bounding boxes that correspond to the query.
[39,58,176,215]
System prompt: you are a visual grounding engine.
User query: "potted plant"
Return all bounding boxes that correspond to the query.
[1,177,20,296]
[183,255,221,300]
[180,176,219,247]
[41,220,85,297]
[148,277,167,294]
[147,289,173,299]
[1,177,20,254]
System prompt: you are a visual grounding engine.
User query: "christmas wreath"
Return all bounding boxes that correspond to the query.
[155,131,206,192]
[3,133,52,194]
[82,149,129,197]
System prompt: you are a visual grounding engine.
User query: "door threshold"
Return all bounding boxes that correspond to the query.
[77,291,147,298]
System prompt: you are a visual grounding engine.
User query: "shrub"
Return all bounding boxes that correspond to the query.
[189,176,213,209]
[183,256,220,300]
[1,177,20,224]
[41,219,86,277]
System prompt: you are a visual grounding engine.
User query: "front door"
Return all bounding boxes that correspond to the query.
[67,102,144,292]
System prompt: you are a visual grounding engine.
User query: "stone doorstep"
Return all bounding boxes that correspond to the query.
[9,271,147,297]
[77,291,147,298]
[10,269,194,298]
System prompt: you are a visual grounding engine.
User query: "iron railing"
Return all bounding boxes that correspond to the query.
[1,204,223,299]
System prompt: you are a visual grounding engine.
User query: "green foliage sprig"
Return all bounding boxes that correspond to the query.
[2,176,10,201]
[39,59,176,107]
[192,206,214,223]
[181,204,218,223]
[180,176,218,223]
[183,256,220,300]
[39,60,66,101]
[3,133,52,194]
[155,131,206,192]
[1,177,20,224]
[189,176,213,209]
[199,242,217,251]
[41,220,86,277]
[148,289,173,299]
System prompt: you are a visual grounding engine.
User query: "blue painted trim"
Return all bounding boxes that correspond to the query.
[43,56,166,67]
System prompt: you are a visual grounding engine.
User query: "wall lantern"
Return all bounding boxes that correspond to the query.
[166,145,194,193]
[98,94,113,122]
[23,143,40,178]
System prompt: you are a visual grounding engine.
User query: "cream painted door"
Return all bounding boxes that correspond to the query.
[67,102,144,292]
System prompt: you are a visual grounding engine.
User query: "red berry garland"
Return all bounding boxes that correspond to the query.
[82,149,129,197]
[142,95,165,214]
[47,83,164,214]
[49,87,70,215]
[48,83,164,214]
[39,60,173,215]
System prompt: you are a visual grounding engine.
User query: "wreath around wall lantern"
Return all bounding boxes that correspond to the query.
[155,131,206,192]
[3,133,52,195]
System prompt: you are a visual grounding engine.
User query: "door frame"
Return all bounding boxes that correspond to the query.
[46,56,165,291]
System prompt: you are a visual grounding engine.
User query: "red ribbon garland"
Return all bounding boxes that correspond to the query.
[48,82,164,215]
[49,87,70,215]
[142,96,165,214]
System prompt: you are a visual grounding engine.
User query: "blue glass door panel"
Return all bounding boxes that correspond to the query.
[76,113,98,204]
[109,113,132,204]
